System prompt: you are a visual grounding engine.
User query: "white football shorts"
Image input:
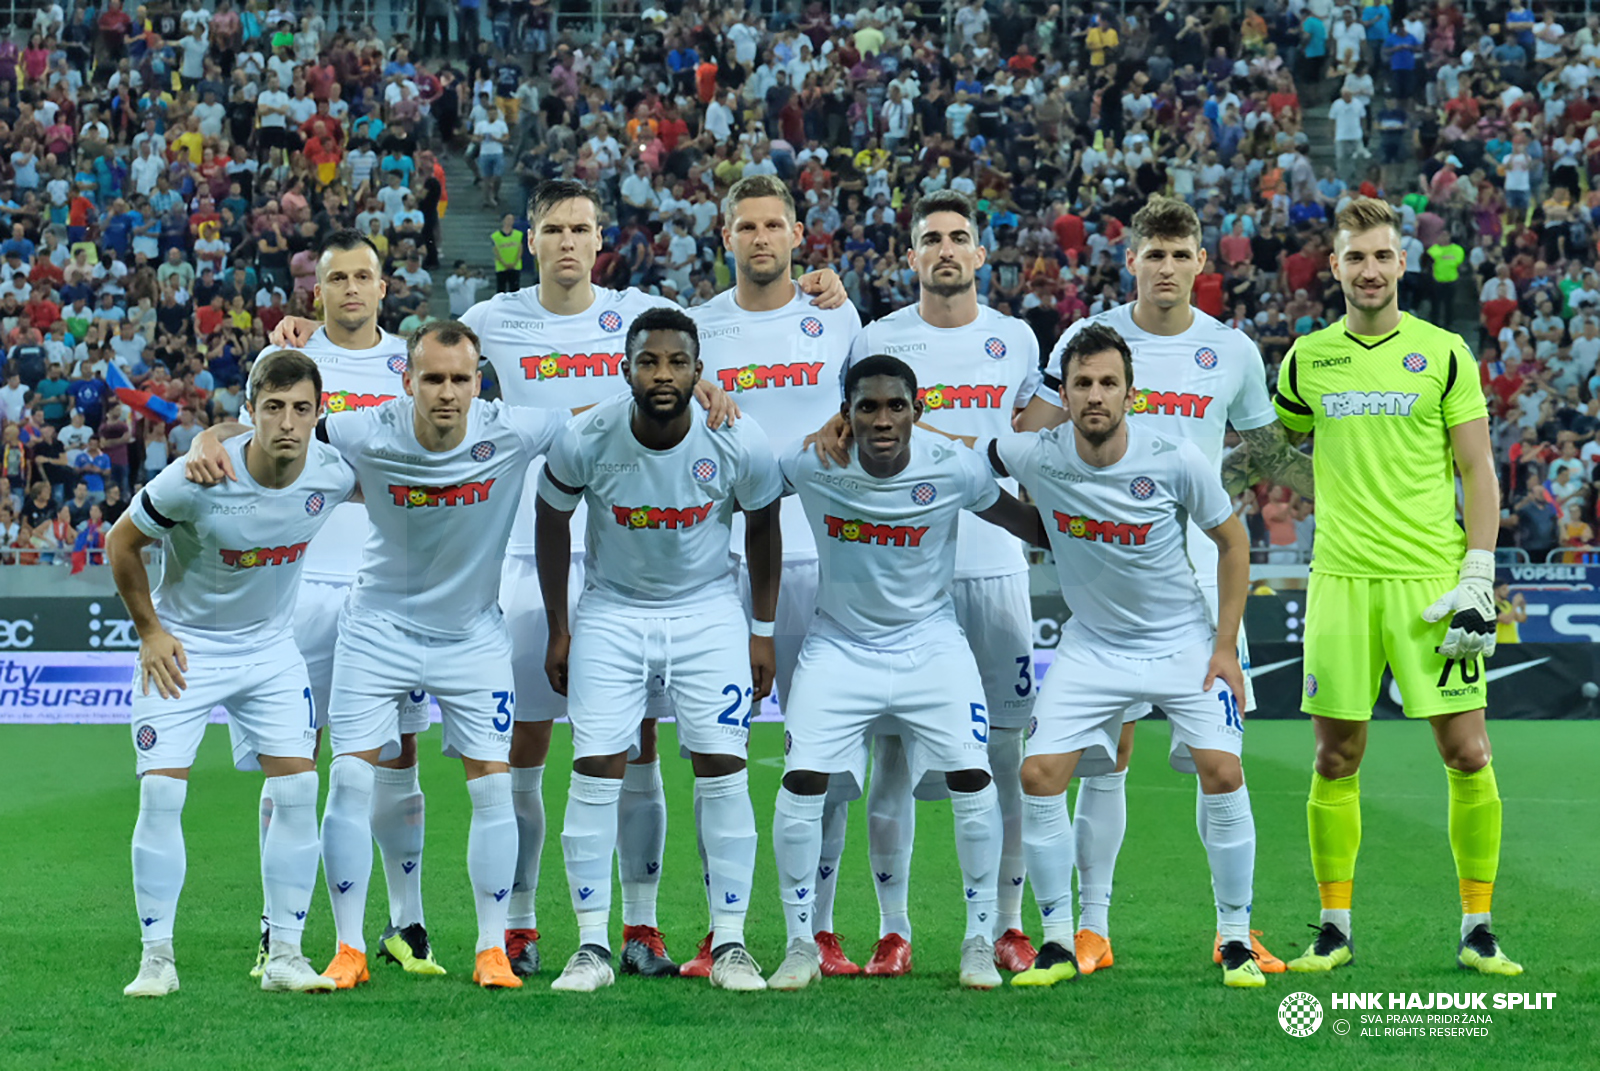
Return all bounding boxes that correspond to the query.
[952,571,1037,729]
[296,578,431,734]
[130,638,315,775]
[1030,628,1246,778]
[566,593,754,761]
[1120,580,1256,722]
[327,606,515,763]
[783,618,992,801]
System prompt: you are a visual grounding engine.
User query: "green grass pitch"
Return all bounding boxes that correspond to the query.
[1,720,1593,1071]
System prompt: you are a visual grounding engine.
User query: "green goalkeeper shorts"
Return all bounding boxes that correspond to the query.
[1301,572,1489,720]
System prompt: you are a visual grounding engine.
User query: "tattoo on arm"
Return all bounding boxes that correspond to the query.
[1235,422,1315,497]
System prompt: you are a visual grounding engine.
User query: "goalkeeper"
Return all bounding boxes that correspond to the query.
[1272,197,1520,977]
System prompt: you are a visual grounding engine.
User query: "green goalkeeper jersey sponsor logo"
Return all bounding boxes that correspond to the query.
[1273,314,1487,579]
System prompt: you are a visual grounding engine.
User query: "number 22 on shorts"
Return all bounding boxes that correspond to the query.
[716,683,754,731]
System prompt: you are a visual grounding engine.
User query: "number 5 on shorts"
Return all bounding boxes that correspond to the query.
[491,690,515,732]
[970,702,988,743]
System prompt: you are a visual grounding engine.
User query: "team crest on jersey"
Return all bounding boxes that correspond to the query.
[911,482,937,506]
[1052,510,1152,546]
[984,337,1007,360]
[692,458,717,483]
[304,492,325,516]
[136,724,157,750]
[1194,347,1218,369]
[611,502,715,529]
[1305,673,1318,698]
[471,440,496,462]
[1403,352,1427,373]
[598,309,624,333]
[1129,476,1156,500]
[386,354,408,375]
[799,316,824,338]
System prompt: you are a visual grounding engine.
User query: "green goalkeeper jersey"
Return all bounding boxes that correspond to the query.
[1273,312,1487,579]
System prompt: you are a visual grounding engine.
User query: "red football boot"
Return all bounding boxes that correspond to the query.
[862,933,912,977]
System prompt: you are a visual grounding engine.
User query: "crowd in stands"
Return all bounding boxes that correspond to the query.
[0,0,1595,567]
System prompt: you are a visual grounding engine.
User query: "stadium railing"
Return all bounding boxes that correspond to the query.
[1546,546,1600,564]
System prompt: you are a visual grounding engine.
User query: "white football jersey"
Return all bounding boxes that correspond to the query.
[1046,303,1275,582]
[461,285,678,556]
[993,421,1233,658]
[324,397,565,637]
[249,328,411,585]
[781,432,1000,647]
[690,283,861,562]
[128,434,356,655]
[537,392,784,613]
[848,304,1051,579]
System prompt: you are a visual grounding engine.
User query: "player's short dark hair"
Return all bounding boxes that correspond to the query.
[408,319,483,365]
[528,180,603,228]
[625,306,699,363]
[1059,323,1134,387]
[1129,196,1202,251]
[910,190,978,242]
[844,354,918,403]
[724,174,797,225]
[317,228,382,263]
[247,348,322,405]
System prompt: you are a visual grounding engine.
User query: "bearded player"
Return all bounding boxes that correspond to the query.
[271,182,844,977]
[1041,198,1309,975]
[1274,197,1521,976]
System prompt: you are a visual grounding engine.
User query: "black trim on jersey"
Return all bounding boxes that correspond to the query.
[1443,350,1459,398]
[140,490,177,529]
[315,418,330,443]
[1342,328,1401,349]
[543,463,584,497]
[1274,390,1313,417]
[987,438,1010,478]
[1286,350,1307,407]
[1041,371,1062,393]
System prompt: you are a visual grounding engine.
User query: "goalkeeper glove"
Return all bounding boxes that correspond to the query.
[1422,549,1497,660]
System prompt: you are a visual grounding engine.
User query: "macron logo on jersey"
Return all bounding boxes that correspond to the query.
[823,514,930,547]
[1130,389,1214,419]
[387,479,497,508]
[717,362,825,392]
[1053,511,1153,546]
[324,390,396,412]
[920,384,1007,410]
[218,541,310,567]
[611,502,714,529]
[519,352,626,381]
[1319,391,1420,418]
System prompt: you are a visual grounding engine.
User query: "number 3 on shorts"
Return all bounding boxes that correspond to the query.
[970,702,988,743]
[491,690,515,732]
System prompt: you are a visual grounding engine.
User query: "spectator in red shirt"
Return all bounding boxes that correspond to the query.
[1283,244,1320,294]
[195,296,226,337]
[1052,207,1085,256]
[1193,260,1225,318]
[24,287,59,333]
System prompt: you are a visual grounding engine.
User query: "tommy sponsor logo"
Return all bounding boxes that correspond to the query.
[611,502,715,529]
[323,390,395,412]
[1130,389,1214,418]
[919,383,1007,409]
[218,542,310,567]
[519,352,626,380]
[1320,391,1420,418]
[387,479,497,508]
[717,361,825,391]
[823,515,929,547]
[1052,511,1153,546]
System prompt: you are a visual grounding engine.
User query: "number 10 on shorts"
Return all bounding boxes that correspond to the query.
[1217,691,1243,733]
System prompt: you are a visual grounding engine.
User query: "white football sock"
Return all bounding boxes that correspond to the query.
[813,794,848,934]
[1322,908,1353,936]
[131,774,188,947]
[261,771,320,952]
[257,782,273,920]
[1023,791,1075,947]
[1462,912,1491,938]
[1072,769,1127,938]
[320,755,376,952]
[561,772,620,951]
[693,785,713,932]
[370,764,425,930]
[867,735,915,940]
[466,772,517,954]
[1199,783,1255,944]
[773,787,825,947]
[507,765,544,931]
[618,759,666,928]
[699,770,757,949]
[950,783,1002,940]
[989,728,1026,936]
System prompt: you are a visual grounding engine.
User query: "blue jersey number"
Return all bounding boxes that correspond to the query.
[970,702,989,743]
[492,691,515,732]
[303,686,315,729]
[1014,656,1033,698]
[1217,691,1243,732]
[716,684,754,730]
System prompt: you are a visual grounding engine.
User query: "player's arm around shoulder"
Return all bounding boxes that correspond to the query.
[184,417,249,483]
[956,436,1048,549]
[1186,439,1250,700]
[109,472,193,698]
